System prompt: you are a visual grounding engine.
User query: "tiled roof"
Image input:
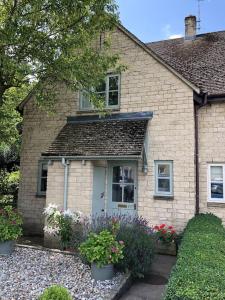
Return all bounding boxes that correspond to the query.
[147,31,225,96]
[43,118,148,157]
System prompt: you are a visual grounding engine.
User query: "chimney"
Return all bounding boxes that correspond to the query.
[185,15,197,40]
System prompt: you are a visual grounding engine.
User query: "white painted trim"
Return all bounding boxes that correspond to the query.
[207,164,225,202]
[154,160,173,197]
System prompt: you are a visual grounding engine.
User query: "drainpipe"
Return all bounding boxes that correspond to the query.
[194,93,208,215]
[62,158,70,211]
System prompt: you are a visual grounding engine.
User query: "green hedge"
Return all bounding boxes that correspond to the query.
[165,214,225,300]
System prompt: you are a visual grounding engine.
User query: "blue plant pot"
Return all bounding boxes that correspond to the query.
[0,240,15,256]
[91,263,114,281]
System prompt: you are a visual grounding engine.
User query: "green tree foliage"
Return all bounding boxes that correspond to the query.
[0,0,121,111]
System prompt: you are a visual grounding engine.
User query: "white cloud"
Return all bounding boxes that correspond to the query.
[168,34,183,39]
[162,24,183,40]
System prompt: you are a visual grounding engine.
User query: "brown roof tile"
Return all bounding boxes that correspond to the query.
[43,119,148,157]
[147,31,225,96]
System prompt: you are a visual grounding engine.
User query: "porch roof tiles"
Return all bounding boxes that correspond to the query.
[42,112,152,158]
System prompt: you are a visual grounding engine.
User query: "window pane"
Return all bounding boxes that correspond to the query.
[41,178,47,192]
[109,76,119,90]
[158,178,170,193]
[158,164,170,177]
[211,166,223,181]
[123,166,134,184]
[124,185,134,203]
[41,163,48,177]
[211,183,223,199]
[113,166,123,183]
[96,80,106,93]
[112,184,122,202]
[81,92,92,109]
[108,91,118,106]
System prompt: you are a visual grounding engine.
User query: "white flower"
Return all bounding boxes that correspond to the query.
[63,209,74,218]
[43,225,59,235]
[43,203,58,216]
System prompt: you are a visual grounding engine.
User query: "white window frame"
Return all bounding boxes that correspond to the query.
[208,164,225,202]
[79,73,120,111]
[37,161,48,196]
[155,161,173,197]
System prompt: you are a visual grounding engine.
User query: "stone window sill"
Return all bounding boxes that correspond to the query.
[35,194,46,198]
[153,195,174,201]
[77,107,120,114]
[207,202,225,208]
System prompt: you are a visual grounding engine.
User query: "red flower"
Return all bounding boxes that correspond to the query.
[159,224,166,229]
[161,229,167,234]
[171,230,176,234]
[168,226,173,229]
[154,225,159,230]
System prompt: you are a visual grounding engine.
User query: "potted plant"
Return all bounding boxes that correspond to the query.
[0,205,23,255]
[154,224,177,256]
[79,229,124,281]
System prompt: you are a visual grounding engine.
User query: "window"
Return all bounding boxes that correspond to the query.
[208,164,225,202]
[155,161,173,196]
[112,165,135,203]
[79,74,120,110]
[37,161,48,196]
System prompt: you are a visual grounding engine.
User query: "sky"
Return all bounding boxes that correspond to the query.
[116,0,225,42]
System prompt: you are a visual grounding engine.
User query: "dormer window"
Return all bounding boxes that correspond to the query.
[79,74,120,110]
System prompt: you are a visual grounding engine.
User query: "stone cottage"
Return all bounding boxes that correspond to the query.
[18,16,225,235]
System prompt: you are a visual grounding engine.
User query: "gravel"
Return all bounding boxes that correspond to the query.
[0,247,124,300]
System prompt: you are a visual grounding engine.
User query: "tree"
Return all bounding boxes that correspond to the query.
[0,0,121,110]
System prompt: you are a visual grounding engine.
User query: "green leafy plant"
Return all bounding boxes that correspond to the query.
[154,224,176,244]
[116,224,155,278]
[38,285,72,300]
[165,213,225,300]
[79,229,124,268]
[0,205,23,241]
[44,204,82,250]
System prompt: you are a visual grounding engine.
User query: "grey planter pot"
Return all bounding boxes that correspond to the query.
[0,240,15,256]
[91,263,114,281]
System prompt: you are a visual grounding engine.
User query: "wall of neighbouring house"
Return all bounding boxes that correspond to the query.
[18,26,196,235]
[198,102,225,222]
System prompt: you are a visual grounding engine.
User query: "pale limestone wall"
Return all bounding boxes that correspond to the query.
[198,103,225,223]
[19,26,195,234]
[46,161,93,215]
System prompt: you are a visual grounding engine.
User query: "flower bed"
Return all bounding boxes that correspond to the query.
[0,246,124,300]
[165,214,225,300]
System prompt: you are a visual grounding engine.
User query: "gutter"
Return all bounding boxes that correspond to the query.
[194,93,208,215]
[61,158,70,210]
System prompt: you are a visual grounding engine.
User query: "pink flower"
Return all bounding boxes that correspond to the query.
[111,246,118,253]
[119,240,124,245]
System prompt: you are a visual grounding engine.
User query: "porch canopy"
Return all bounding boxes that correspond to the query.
[42,112,153,159]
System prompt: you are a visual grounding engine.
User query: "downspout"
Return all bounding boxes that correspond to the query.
[62,158,70,210]
[194,93,208,215]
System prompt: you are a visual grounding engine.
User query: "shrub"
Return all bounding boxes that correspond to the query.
[165,213,225,300]
[116,223,155,278]
[79,221,124,267]
[43,204,82,249]
[154,224,177,243]
[38,285,72,300]
[0,205,23,241]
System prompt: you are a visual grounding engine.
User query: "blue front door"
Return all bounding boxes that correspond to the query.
[92,166,106,216]
[107,162,137,216]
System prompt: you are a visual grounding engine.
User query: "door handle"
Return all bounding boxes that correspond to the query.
[134,204,136,210]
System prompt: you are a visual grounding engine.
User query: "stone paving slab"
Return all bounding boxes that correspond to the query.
[119,255,176,300]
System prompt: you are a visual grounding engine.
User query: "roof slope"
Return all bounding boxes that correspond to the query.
[43,119,148,157]
[147,31,225,96]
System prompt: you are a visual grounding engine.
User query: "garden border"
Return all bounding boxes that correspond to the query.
[16,243,132,300]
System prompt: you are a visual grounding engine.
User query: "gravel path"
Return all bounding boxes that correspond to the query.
[0,247,123,300]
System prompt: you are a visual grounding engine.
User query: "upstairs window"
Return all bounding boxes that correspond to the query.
[155,161,173,197]
[37,161,48,196]
[79,74,120,110]
[208,164,225,202]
